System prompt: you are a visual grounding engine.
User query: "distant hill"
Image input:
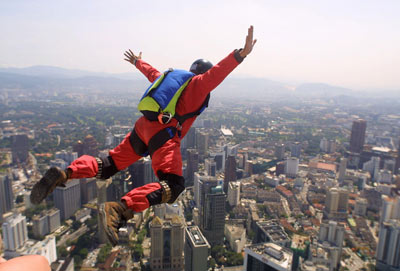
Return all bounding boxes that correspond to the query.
[4,65,391,102]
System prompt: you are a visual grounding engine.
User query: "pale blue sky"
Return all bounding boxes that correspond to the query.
[1,0,399,89]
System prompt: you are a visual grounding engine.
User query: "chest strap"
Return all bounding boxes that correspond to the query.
[129,126,178,158]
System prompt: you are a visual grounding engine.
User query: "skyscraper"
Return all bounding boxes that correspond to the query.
[284,157,299,178]
[11,134,29,164]
[376,219,400,271]
[184,226,210,271]
[2,213,28,251]
[186,149,199,186]
[53,179,81,221]
[202,185,226,245]
[275,143,285,160]
[204,158,217,177]
[224,155,237,192]
[243,243,293,271]
[196,131,209,157]
[349,119,367,153]
[150,215,185,271]
[130,157,155,189]
[0,174,14,218]
[338,157,347,182]
[290,142,301,158]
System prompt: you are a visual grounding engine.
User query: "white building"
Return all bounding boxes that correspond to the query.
[227,181,240,207]
[224,224,246,253]
[244,243,293,271]
[2,213,28,251]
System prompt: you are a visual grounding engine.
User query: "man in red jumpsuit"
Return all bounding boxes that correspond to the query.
[31,26,256,245]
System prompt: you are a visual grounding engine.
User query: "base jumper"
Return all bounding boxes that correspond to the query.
[30,26,256,246]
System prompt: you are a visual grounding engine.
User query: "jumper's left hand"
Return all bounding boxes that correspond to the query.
[240,25,257,58]
[124,49,142,66]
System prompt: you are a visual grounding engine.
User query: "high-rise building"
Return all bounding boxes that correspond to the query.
[354,198,368,217]
[32,208,61,238]
[243,243,293,271]
[186,149,199,186]
[224,155,237,192]
[204,158,216,177]
[184,226,210,271]
[284,157,299,178]
[11,134,29,164]
[2,213,28,251]
[202,185,226,245]
[196,131,209,157]
[349,119,367,153]
[150,215,185,271]
[183,127,196,150]
[227,181,240,207]
[55,150,78,165]
[337,158,347,182]
[318,221,345,248]
[290,142,301,158]
[0,174,14,218]
[193,172,220,209]
[324,188,349,219]
[130,157,156,189]
[80,178,97,204]
[275,144,285,160]
[380,195,400,224]
[53,179,81,221]
[376,219,400,271]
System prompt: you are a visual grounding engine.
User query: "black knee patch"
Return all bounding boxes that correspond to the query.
[157,171,185,203]
[99,155,118,179]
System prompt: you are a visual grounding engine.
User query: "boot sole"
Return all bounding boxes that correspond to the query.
[99,203,119,246]
[30,167,65,205]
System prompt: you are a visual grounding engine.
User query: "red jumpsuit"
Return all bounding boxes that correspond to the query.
[67,50,243,212]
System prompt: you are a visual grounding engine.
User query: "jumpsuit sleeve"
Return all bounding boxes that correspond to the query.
[186,50,244,104]
[135,59,162,83]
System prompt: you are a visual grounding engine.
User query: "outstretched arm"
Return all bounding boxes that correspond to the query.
[124,49,161,83]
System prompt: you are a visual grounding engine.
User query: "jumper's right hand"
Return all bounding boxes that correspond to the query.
[124,49,142,66]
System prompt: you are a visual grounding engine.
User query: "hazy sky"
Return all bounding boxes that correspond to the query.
[1,0,399,89]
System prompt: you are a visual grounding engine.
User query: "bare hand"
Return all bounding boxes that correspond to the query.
[240,25,257,58]
[124,49,142,65]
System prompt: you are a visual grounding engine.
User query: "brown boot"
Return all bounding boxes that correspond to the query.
[30,167,69,205]
[98,201,134,246]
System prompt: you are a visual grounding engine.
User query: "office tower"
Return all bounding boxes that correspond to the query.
[80,178,97,204]
[53,179,81,221]
[354,198,368,216]
[290,142,301,158]
[212,152,225,171]
[33,214,48,239]
[224,155,237,192]
[130,157,155,189]
[324,188,348,219]
[244,243,293,271]
[184,226,210,271]
[325,188,339,217]
[50,158,68,170]
[183,127,196,149]
[227,181,240,207]
[193,173,220,209]
[97,179,112,243]
[150,215,185,271]
[337,189,349,212]
[276,161,285,176]
[202,185,226,245]
[238,152,248,169]
[349,119,367,153]
[275,143,285,160]
[363,156,381,181]
[186,149,199,186]
[2,213,28,251]
[0,174,14,218]
[284,157,299,178]
[196,131,209,156]
[47,208,61,233]
[380,195,400,223]
[376,219,400,271]
[11,134,29,164]
[205,158,216,176]
[338,158,347,182]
